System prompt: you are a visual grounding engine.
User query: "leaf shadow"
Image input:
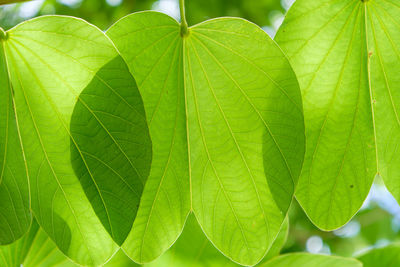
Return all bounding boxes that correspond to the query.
[69,55,152,245]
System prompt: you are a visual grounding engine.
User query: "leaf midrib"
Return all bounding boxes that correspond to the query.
[185,38,252,259]
[189,34,272,244]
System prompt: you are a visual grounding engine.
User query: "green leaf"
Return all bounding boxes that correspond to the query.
[0,219,139,267]
[358,243,400,267]
[1,16,151,265]
[274,0,400,230]
[259,253,362,267]
[0,220,76,267]
[0,39,31,244]
[146,213,237,267]
[147,214,290,267]
[0,220,38,267]
[107,11,304,266]
[22,222,77,267]
[104,250,140,267]
[262,216,289,262]
[70,54,152,245]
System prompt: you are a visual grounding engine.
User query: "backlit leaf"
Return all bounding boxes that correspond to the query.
[0,219,139,267]
[259,253,362,267]
[358,243,400,267]
[275,0,400,230]
[146,213,289,266]
[261,216,289,262]
[108,11,304,266]
[146,213,238,267]
[0,38,31,244]
[1,16,151,265]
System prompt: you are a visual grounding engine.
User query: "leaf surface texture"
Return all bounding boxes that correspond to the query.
[108,11,305,265]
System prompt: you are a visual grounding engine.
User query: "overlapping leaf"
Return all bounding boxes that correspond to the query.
[358,243,400,267]
[108,11,304,266]
[261,216,289,263]
[0,220,77,267]
[0,219,139,267]
[147,214,237,267]
[259,253,362,267]
[148,213,289,267]
[0,37,31,244]
[1,16,151,265]
[275,0,400,230]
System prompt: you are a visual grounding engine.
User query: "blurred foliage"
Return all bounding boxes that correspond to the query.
[0,0,286,30]
[0,0,30,5]
[186,0,283,26]
[285,196,400,257]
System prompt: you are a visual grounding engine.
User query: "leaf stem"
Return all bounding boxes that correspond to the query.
[179,0,189,37]
[0,27,7,41]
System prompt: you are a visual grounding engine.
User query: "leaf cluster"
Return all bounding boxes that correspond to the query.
[1,0,400,266]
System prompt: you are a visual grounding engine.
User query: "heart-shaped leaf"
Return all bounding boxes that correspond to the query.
[108,11,305,266]
[275,0,400,230]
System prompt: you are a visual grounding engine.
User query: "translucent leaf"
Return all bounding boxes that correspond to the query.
[146,213,289,266]
[275,0,400,230]
[146,213,239,267]
[1,16,151,265]
[261,216,289,262]
[358,243,400,267]
[0,40,31,244]
[259,253,362,267]
[0,220,139,267]
[108,11,305,265]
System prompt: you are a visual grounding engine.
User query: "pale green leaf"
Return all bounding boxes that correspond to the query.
[0,40,31,244]
[1,15,151,265]
[22,222,77,267]
[0,220,76,267]
[147,214,290,267]
[358,243,400,267]
[366,0,400,211]
[108,11,304,266]
[0,220,37,267]
[259,253,362,267]
[146,213,237,267]
[274,0,400,230]
[0,220,139,267]
[262,216,289,262]
[104,250,140,267]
